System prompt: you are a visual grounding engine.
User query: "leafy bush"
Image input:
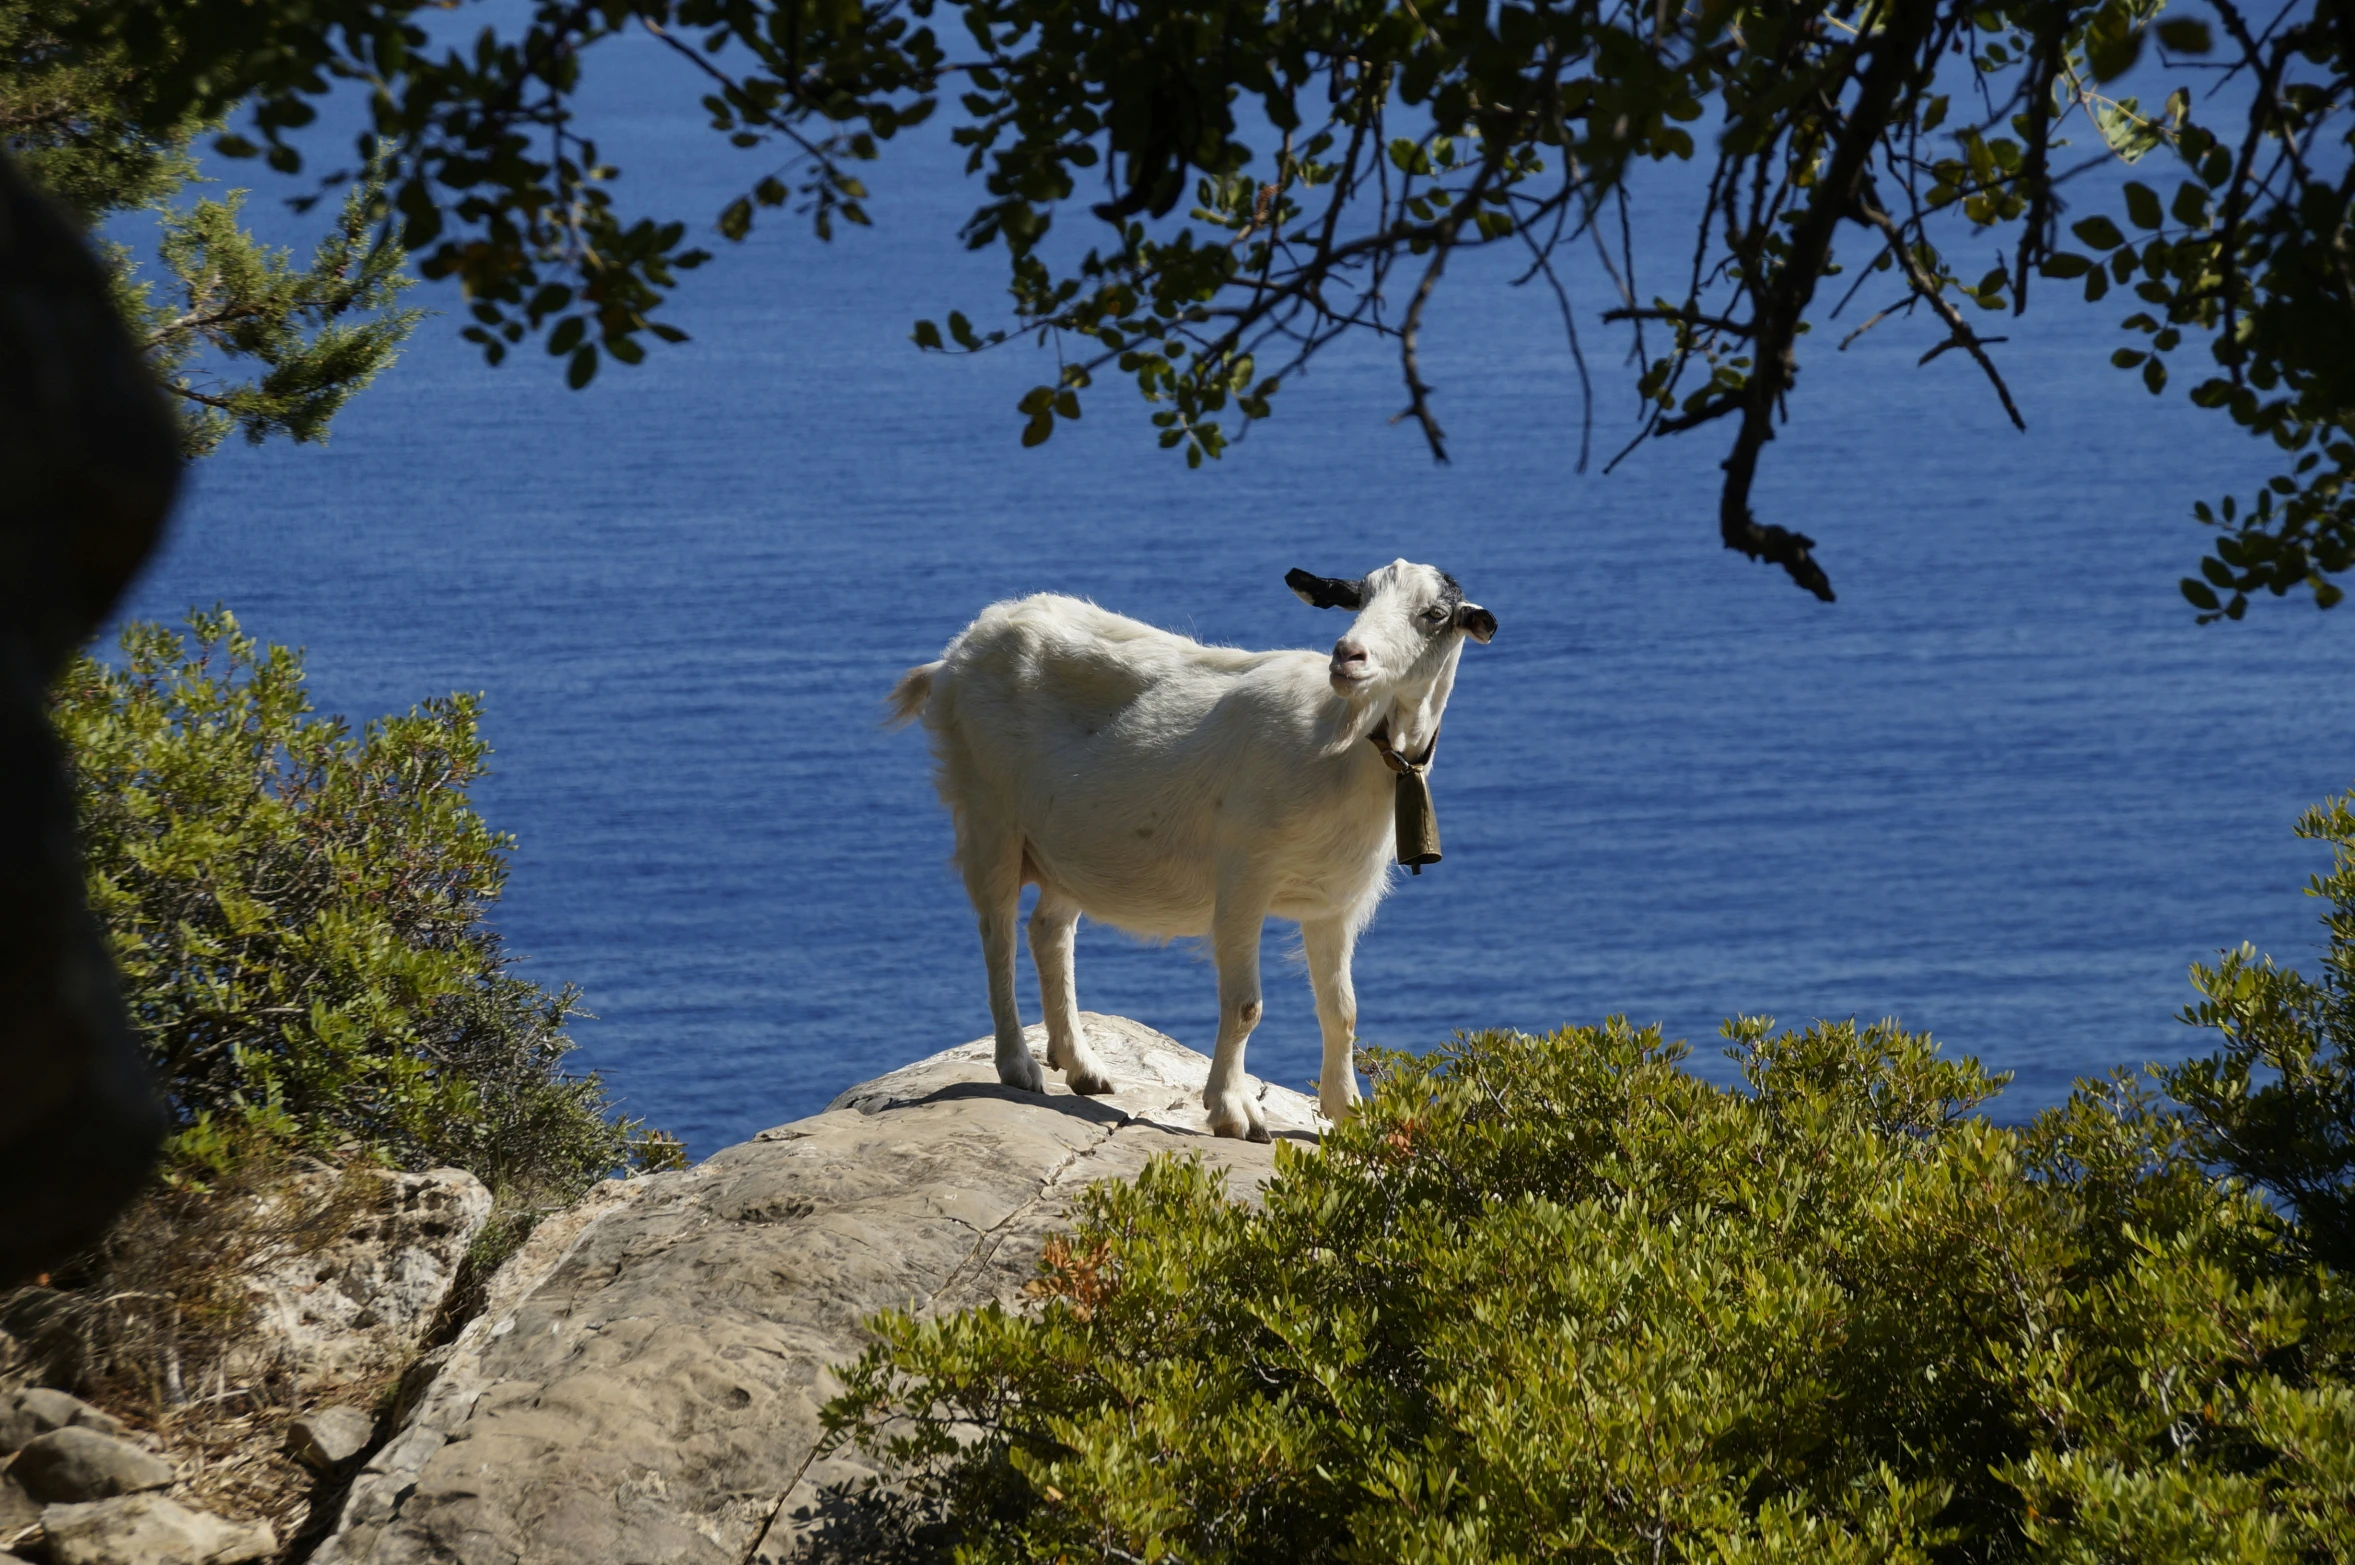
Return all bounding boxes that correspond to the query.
[2166,789,2355,1273]
[825,1013,2354,1561]
[52,610,681,1197]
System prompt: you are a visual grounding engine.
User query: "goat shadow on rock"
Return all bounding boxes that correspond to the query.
[837,1080,1133,1126]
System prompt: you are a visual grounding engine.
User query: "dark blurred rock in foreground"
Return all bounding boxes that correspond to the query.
[0,150,177,1282]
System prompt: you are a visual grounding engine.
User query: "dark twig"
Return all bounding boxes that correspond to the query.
[1853,188,2027,431]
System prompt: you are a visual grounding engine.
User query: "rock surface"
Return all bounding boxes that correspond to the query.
[11,1426,173,1503]
[311,1015,1320,1565]
[285,1406,376,1472]
[39,1493,274,1565]
[0,1389,123,1453]
[241,1167,494,1393]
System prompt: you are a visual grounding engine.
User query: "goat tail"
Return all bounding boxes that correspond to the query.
[884,662,941,728]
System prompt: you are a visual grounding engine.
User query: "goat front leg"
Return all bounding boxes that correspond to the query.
[1301,915,1361,1124]
[1029,890,1113,1094]
[1203,895,1270,1142]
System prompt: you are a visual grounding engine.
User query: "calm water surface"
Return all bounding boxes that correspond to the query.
[118,35,2353,1154]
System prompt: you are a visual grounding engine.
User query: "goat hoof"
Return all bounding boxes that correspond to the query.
[1246,1124,1272,1144]
[998,1052,1046,1094]
[1067,1070,1117,1096]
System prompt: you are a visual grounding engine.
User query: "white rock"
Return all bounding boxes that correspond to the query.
[40,1493,274,1565]
[286,1405,376,1470]
[238,1167,492,1392]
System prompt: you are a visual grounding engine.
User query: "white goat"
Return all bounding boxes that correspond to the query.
[888,561,1495,1140]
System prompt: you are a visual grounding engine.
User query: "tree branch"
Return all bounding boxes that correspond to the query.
[1717,0,1939,603]
[1853,189,2026,431]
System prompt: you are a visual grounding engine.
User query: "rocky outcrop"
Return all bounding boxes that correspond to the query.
[311,1015,1320,1565]
[0,1168,490,1563]
[241,1167,493,1393]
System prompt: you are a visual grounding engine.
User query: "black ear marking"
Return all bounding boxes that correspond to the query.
[1456,603,1497,643]
[1286,568,1367,611]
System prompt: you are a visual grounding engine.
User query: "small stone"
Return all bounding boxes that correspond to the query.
[40,1494,274,1565]
[0,1389,123,1454]
[0,1470,39,1532]
[10,1427,173,1503]
[285,1406,375,1470]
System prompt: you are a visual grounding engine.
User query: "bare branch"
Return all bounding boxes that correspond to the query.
[1853,190,2026,431]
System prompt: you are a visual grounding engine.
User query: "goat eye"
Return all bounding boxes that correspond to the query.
[1420,605,1448,626]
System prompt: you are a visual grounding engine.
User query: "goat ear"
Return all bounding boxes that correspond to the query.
[1455,603,1496,643]
[1286,568,1366,611]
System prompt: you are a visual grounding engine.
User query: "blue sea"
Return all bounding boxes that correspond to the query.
[116,31,2352,1157]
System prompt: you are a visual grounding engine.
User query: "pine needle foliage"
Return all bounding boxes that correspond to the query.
[1,0,419,457]
[50,610,682,1196]
[825,1017,2354,1562]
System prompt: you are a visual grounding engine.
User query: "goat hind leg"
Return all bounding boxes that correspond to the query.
[962,829,1044,1093]
[1029,891,1113,1094]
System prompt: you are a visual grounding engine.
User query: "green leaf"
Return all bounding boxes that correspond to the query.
[2087,6,2144,81]
[2040,252,2094,279]
[567,345,598,389]
[2155,18,2213,52]
[718,197,753,241]
[2122,182,2163,230]
[547,317,585,356]
[2181,577,2222,611]
[948,312,980,350]
[912,319,944,350]
[2072,216,2126,251]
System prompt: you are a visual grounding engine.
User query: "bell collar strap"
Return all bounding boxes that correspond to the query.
[1367,720,1441,874]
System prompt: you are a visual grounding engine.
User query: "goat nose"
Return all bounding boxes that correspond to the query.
[1333,640,1368,665]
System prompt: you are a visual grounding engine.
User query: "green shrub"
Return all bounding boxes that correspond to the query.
[824,1013,2354,1562]
[52,609,682,1198]
[2166,788,2355,1273]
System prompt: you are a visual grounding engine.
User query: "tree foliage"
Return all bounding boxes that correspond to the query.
[2,0,419,456]
[51,610,683,1197]
[62,0,2355,608]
